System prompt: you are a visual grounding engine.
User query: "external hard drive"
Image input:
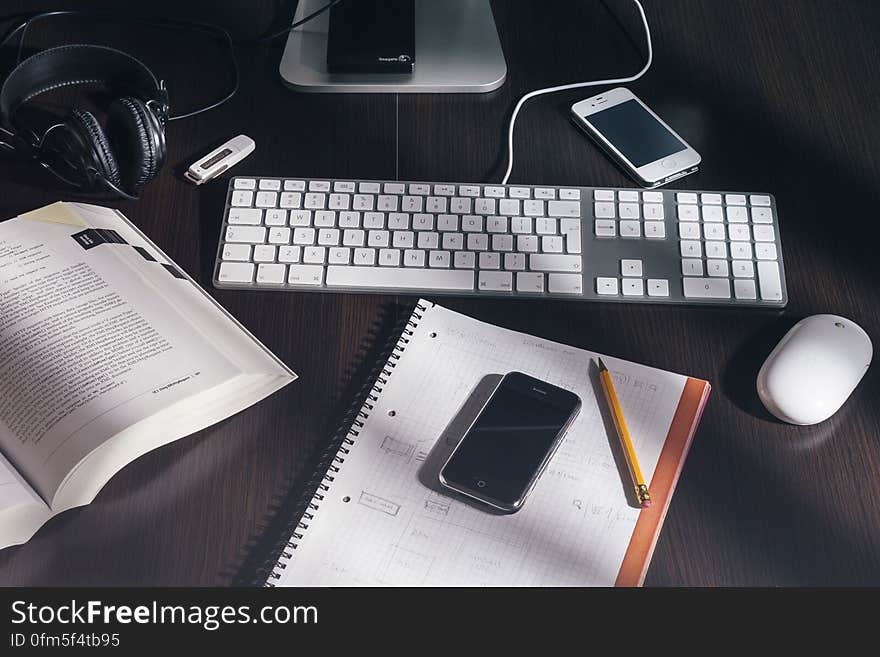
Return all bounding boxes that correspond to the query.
[326,0,415,74]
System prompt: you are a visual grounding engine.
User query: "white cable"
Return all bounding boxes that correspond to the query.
[501,0,653,184]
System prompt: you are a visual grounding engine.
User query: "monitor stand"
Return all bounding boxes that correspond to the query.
[278,0,507,93]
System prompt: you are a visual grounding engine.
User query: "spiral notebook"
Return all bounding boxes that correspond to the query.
[267,300,710,586]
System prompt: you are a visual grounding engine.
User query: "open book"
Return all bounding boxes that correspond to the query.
[0,202,296,550]
[267,301,709,586]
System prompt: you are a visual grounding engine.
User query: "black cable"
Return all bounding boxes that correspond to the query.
[236,0,344,45]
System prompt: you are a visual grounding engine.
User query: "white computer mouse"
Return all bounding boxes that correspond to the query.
[757,314,872,425]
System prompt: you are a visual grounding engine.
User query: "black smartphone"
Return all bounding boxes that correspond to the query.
[439,372,581,514]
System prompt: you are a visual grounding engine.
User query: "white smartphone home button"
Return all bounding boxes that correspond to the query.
[661,157,678,169]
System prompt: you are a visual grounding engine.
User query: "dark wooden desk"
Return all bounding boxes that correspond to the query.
[1,0,878,586]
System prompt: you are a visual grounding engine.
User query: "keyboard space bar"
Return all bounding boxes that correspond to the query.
[326,266,475,291]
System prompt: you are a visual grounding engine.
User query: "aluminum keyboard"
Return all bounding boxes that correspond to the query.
[213,177,787,307]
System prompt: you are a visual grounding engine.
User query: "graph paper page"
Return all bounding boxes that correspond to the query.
[277,302,692,586]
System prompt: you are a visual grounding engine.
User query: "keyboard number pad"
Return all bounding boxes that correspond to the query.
[677,194,781,303]
[592,189,667,241]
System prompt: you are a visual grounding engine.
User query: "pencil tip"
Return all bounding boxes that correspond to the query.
[598,358,607,372]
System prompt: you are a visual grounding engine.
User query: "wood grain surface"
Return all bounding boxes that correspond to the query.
[0,0,878,586]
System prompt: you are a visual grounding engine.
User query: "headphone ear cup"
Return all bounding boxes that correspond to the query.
[66,108,122,189]
[106,96,165,189]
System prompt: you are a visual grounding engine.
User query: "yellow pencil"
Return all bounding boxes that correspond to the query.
[597,358,652,508]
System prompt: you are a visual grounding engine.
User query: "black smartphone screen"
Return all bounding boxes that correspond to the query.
[441,373,580,509]
[586,99,686,167]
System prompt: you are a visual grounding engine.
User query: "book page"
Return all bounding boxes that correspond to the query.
[277,302,695,586]
[0,212,240,503]
[0,450,49,549]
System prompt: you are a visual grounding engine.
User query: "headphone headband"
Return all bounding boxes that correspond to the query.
[0,44,168,127]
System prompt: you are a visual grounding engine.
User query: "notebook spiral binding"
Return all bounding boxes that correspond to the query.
[263,300,433,586]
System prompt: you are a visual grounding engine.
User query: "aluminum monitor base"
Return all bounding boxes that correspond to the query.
[278,0,507,93]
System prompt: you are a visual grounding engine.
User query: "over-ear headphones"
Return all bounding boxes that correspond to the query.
[0,44,169,199]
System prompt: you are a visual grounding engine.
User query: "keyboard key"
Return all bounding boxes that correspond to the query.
[750,195,772,206]
[620,221,641,237]
[459,185,480,197]
[379,249,401,266]
[679,222,701,239]
[677,193,698,204]
[559,189,580,200]
[705,241,728,259]
[479,252,501,269]
[231,190,253,206]
[451,197,472,214]
[226,226,266,243]
[218,262,254,283]
[753,225,776,242]
[618,190,639,202]
[707,259,729,277]
[308,181,330,192]
[619,203,640,219]
[734,279,757,300]
[524,200,545,216]
[726,206,749,223]
[393,231,415,248]
[388,213,409,230]
[622,278,644,296]
[256,263,286,284]
[462,216,483,232]
[377,195,398,211]
[751,207,773,224]
[548,274,583,295]
[318,229,340,246]
[732,260,755,278]
[280,192,302,208]
[504,253,526,270]
[256,191,278,207]
[284,180,306,191]
[353,194,374,210]
[467,234,489,251]
[730,242,752,260]
[427,197,447,213]
[680,240,702,258]
[644,221,666,239]
[419,232,440,249]
[429,250,450,268]
[222,244,251,261]
[534,188,555,200]
[327,266,474,290]
[703,224,726,241]
[701,193,722,205]
[289,210,312,226]
[755,243,778,260]
[454,251,475,269]
[542,236,563,253]
[443,233,464,250]
[728,225,751,241]
[516,272,545,293]
[358,182,380,193]
[479,271,513,292]
[757,261,783,301]
[547,200,581,217]
[278,246,301,263]
[384,183,405,194]
[530,254,582,273]
[403,196,424,212]
[409,184,431,195]
[499,199,521,216]
[643,203,664,220]
[228,208,263,225]
[683,278,731,299]
[343,229,365,247]
[293,228,316,245]
[305,193,326,209]
[328,194,349,210]
[647,279,669,297]
[594,189,614,201]
[353,248,376,266]
[621,259,643,277]
[434,184,456,196]
[491,234,514,251]
[334,181,356,193]
[234,178,256,190]
[595,220,616,237]
[474,198,496,215]
[438,214,459,231]
[368,231,390,247]
[677,205,699,221]
[517,235,539,252]
[268,227,291,244]
[314,211,337,227]
[536,218,557,235]
[701,205,724,223]
[596,277,619,295]
[287,265,324,286]
[560,218,582,254]
[725,194,747,205]
[303,246,326,264]
[509,187,531,198]
[486,216,507,233]
[253,245,276,262]
[594,202,615,218]
[682,259,704,276]
[260,179,281,191]
[642,191,663,203]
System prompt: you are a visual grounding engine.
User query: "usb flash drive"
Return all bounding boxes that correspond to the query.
[185,135,255,185]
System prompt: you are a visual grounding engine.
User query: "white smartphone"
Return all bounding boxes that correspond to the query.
[570,87,700,188]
